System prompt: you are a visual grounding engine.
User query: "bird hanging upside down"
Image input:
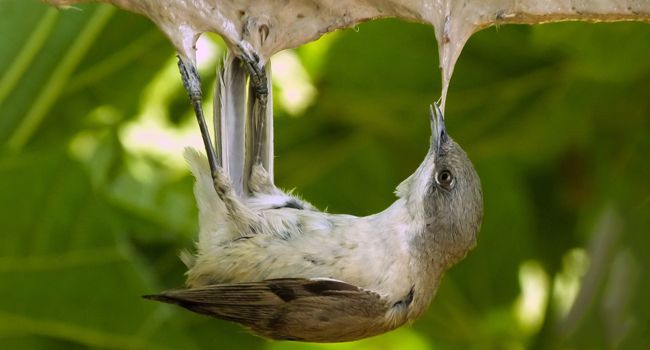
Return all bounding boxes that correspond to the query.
[144,48,483,342]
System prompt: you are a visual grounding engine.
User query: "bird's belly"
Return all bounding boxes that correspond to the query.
[188,233,411,297]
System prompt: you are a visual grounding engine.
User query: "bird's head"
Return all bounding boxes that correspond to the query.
[397,103,483,267]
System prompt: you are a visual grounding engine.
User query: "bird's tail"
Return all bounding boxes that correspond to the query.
[215,53,247,196]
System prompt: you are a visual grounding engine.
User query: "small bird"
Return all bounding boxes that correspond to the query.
[144,51,483,340]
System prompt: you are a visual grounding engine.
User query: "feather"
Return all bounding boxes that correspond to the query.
[215,53,247,196]
[143,278,392,342]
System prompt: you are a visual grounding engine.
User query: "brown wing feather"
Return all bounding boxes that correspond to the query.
[144,278,393,342]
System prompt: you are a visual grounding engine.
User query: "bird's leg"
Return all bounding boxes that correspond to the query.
[178,55,260,232]
[247,63,273,189]
[237,44,274,194]
[177,56,220,175]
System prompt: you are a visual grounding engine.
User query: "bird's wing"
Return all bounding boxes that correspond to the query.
[144,278,392,342]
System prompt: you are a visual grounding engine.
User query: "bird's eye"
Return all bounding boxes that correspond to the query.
[436,170,455,189]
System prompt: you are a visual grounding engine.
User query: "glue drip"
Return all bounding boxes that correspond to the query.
[45,0,650,112]
[418,0,650,113]
[45,0,650,111]
[424,0,477,113]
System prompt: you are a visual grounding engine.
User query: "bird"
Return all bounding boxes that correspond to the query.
[144,50,483,341]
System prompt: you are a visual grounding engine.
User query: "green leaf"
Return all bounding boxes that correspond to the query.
[0,150,198,349]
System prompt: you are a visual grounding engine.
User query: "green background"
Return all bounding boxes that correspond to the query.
[1,1,649,349]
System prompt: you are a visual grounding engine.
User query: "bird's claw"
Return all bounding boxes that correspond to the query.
[236,43,268,97]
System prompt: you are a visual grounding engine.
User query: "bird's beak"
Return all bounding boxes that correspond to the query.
[429,102,447,155]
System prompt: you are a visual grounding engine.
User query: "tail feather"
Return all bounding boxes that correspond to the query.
[215,53,247,196]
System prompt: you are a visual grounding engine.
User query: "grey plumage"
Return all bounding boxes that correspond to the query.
[155,54,483,342]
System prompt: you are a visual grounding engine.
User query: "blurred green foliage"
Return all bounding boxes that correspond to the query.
[1,1,649,349]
